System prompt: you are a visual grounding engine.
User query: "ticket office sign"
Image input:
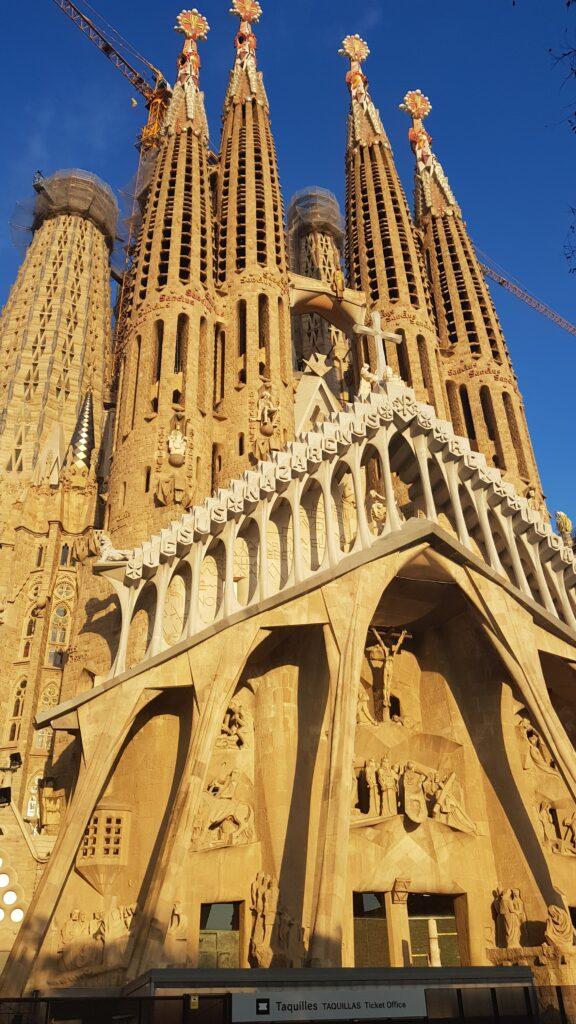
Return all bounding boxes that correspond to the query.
[231,986,427,1021]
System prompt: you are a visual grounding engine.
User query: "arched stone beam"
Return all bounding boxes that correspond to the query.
[289,272,366,335]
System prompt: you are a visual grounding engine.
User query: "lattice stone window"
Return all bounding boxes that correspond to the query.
[79,809,129,865]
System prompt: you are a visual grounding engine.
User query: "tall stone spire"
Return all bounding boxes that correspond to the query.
[401,90,542,499]
[108,9,217,544]
[212,0,294,487]
[340,37,446,415]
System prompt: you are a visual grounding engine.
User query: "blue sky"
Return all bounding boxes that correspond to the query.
[1,0,574,516]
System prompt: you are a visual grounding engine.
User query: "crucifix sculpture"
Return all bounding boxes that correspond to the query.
[353,311,402,379]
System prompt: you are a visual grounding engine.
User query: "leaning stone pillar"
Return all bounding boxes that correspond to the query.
[308,581,373,966]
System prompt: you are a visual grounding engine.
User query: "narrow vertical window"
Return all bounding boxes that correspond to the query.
[459,385,476,441]
[154,320,164,383]
[174,314,188,374]
[237,300,247,384]
[503,392,529,479]
[258,294,270,377]
[130,336,141,431]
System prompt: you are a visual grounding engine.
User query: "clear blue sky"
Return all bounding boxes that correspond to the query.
[1,0,574,515]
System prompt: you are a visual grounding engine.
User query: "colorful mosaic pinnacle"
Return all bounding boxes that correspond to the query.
[230,0,262,23]
[339,34,370,64]
[175,9,210,40]
[400,89,432,121]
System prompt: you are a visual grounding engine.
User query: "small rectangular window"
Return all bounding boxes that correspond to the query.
[199,902,240,969]
[353,892,390,967]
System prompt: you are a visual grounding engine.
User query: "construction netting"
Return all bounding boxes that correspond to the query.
[33,168,119,248]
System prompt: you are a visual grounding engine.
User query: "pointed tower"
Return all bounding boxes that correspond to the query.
[401,89,542,499]
[340,36,446,415]
[0,169,116,503]
[212,0,294,486]
[107,10,216,545]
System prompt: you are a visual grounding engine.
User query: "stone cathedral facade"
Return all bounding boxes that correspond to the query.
[0,4,575,1020]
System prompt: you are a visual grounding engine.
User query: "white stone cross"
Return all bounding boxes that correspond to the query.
[353,311,402,378]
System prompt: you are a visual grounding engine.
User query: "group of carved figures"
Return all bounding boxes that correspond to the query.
[57,904,134,975]
[493,889,575,959]
[538,801,576,857]
[352,758,477,835]
[193,699,255,849]
[57,900,189,977]
[250,872,302,968]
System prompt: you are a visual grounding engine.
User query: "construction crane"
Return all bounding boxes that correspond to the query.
[50,0,170,150]
[475,246,576,339]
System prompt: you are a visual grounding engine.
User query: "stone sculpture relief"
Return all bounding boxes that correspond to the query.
[515,708,559,778]
[38,778,65,835]
[196,769,254,848]
[543,905,576,959]
[250,384,280,459]
[351,758,476,835]
[216,700,253,749]
[362,628,410,725]
[55,903,135,982]
[167,425,187,468]
[537,800,576,857]
[366,489,387,534]
[164,900,189,966]
[493,889,527,948]
[249,872,302,968]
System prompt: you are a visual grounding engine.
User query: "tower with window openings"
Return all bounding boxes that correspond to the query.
[107,10,217,545]
[341,36,446,416]
[400,90,542,502]
[211,0,294,488]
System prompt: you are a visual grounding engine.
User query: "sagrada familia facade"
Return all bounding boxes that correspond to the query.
[0,2,575,1018]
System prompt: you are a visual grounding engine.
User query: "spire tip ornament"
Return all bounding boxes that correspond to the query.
[339,34,370,64]
[175,9,210,41]
[400,89,432,121]
[230,0,262,23]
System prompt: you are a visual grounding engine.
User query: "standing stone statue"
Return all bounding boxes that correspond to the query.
[363,759,379,817]
[494,889,526,948]
[544,904,575,956]
[377,757,398,817]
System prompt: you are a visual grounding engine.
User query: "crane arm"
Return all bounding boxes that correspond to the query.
[477,257,576,339]
[50,0,160,99]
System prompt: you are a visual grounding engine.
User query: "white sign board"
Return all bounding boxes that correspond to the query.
[232,986,427,1021]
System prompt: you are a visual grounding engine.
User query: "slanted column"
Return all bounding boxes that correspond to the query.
[186,541,205,638]
[412,433,436,520]
[374,429,402,532]
[443,457,470,547]
[309,592,370,966]
[149,563,172,658]
[290,479,305,584]
[111,583,143,677]
[347,446,372,550]
[546,562,576,629]
[319,460,341,567]
[222,520,238,618]
[470,486,501,573]
[523,542,557,616]
[256,500,270,601]
[498,510,531,598]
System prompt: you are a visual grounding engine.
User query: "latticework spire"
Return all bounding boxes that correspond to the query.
[341,37,446,416]
[401,90,542,498]
[107,9,217,543]
[209,0,294,489]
